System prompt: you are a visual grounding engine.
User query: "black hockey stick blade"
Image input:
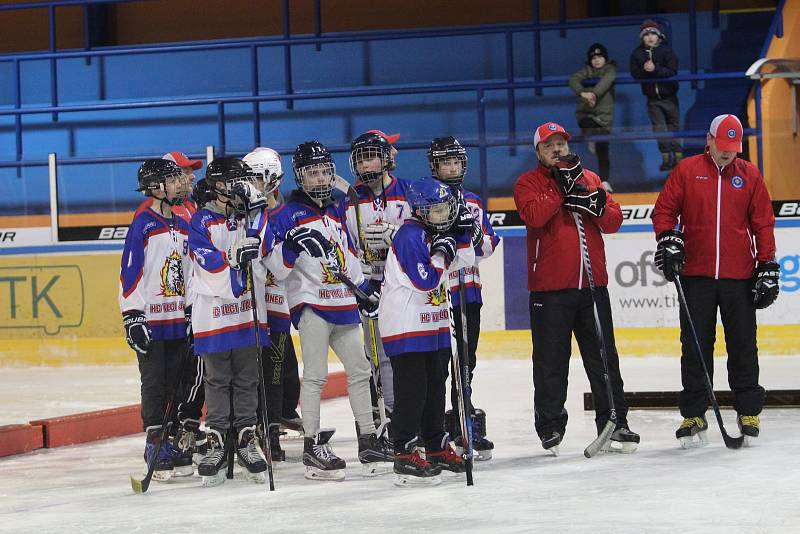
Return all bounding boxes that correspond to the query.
[584,419,615,458]
[722,429,745,449]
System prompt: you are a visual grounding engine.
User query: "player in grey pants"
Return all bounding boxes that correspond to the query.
[203,346,260,431]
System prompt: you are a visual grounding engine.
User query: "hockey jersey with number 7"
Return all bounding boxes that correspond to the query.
[189,206,273,355]
[379,219,475,357]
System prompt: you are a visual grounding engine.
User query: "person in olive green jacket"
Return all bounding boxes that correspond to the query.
[569,43,616,192]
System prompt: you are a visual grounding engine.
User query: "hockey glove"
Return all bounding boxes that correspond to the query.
[123,310,151,356]
[753,260,780,309]
[364,222,398,250]
[357,282,380,320]
[654,229,685,282]
[551,153,584,195]
[231,181,267,212]
[227,236,261,270]
[452,202,475,233]
[564,188,606,217]
[431,233,457,266]
[283,227,332,259]
[471,220,485,248]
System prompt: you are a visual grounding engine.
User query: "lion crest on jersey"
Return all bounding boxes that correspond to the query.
[160,250,185,297]
[426,283,447,306]
[321,241,346,285]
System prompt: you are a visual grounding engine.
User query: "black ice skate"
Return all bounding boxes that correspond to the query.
[393,437,442,487]
[358,433,393,477]
[602,425,640,454]
[257,423,286,463]
[303,428,346,481]
[738,415,760,446]
[236,426,267,484]
[143,425,174,482]
[426,434,466,477]
[177,418,207,467]
[198,428,228,487]
[280,410,303,433]
[448,408,494,461]
[541,431,563,456]
[676,416,709,449]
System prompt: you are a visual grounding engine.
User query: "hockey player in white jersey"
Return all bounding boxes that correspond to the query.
[265,141,392,480]
[344,131,414,432]
[428,136,501,461]
[120,159,195,481]
[188,157,274,486]
[379,176,476,485]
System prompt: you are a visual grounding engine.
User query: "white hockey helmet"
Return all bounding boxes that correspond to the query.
[243,147,284,195]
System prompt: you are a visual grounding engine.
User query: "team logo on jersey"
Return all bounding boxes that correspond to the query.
[321,241,347,285]
[265,269,278,288]
[159,250,185,297]
[731,175,745,189]
[425,284,447,306]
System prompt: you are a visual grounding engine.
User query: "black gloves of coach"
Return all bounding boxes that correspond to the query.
[564,188,606,217]
[753,261,780,309]
[431,233,457,266]
[655,229,686,282]
[123,310,151,356]
[283,227,332,258]
[552,153,584,195]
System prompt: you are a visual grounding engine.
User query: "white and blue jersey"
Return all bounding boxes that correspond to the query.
[379,219,475,357]
[265,191,366,328]
[189,206,273,355]
[448,188,501,307]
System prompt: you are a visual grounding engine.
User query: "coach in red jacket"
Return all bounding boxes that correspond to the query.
[652,114,779,444]
[513,122,639,454]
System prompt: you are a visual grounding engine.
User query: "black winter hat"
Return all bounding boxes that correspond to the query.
[586,43,608,64]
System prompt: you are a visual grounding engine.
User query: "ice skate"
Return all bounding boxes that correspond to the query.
[177,418,207,466]
[303,428,346,481]
[393,438,442,487]
[676,416,709,449]
[143,425,174,482]
[198,428,227,487]
[236,426,267,484]
[280,410,303,433]
[541,431,562,456]
[601,426,640,454]
[470,409,494,461]
[738,415,759,447]
[358,433,393,477]
[426,435,466,477]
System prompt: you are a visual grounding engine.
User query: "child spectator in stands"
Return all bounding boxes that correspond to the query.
[630,19,683,172]
[569,43,616,193]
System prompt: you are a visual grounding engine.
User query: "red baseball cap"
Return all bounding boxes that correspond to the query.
[708,114,743,152]
[163,151,203,170]
[367,129,400,144]
[534,122,571,147]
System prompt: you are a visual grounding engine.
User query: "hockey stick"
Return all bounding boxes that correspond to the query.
[243,208,277,490]
[452,269,475,486]
[571,212,617,458]
[673,274,744,450]
[130,341,190,494]
[333,174,389,434]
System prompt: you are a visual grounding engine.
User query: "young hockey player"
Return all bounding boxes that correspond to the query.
[265,141,391,480]
[427,136,501,461]
[120,159,195,481]
[344,131,414,431]
[188,157,274,486]
[379,176,476,486]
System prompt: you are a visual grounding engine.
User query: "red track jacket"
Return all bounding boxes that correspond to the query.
[513,163,623,292]
[652,151,775,280]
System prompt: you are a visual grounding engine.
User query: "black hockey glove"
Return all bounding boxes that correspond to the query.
[753,260,780,309]
[431,233,457,266]
[564,188,606,217]
[452,202,475,233]
[357,282,380,320]
[654,229,685,282]
[283,227,332,259]
[551,153,584,195]
[227,236,261,270]
[471,220,485,248]
[123,310,151,356]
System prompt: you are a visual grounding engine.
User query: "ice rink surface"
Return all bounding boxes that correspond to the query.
[1,356,799,534]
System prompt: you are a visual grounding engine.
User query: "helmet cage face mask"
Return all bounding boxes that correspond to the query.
[243,148,284,195]
[429,151,468,186]
[211,172,257,212]
[139,168,186,206]
[295,162,336,201]
[349,144,389,186]
[417,195,457,232]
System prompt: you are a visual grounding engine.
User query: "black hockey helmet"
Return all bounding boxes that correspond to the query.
[137,158,185,205]
[292,141,335,201]
[203,157,257,212]
[427,136,468,186]
[349,132,392,186]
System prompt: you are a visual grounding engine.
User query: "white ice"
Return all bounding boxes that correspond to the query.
[1,357,799,534]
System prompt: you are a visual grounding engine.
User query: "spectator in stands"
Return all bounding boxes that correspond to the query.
[569,43,616,193]
[630,19,683,172]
